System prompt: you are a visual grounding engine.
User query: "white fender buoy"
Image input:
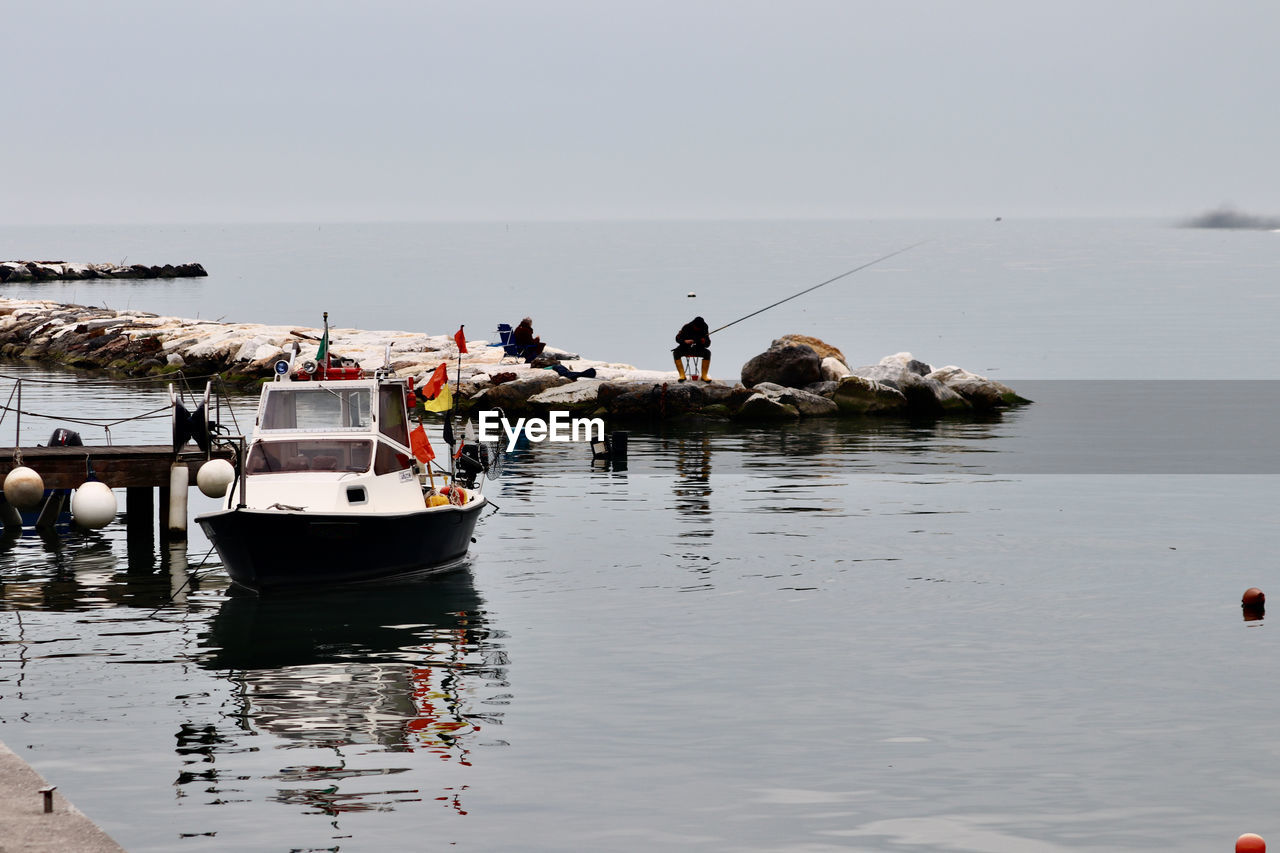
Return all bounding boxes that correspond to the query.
[3,466,45,510]
[196,459,235,498]
[71,480,117,529]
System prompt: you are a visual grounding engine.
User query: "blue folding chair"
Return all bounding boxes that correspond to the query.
[492,323,540,363]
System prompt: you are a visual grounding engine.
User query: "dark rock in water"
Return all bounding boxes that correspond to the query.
[471,372,571,413]
[29,263,58,281]
[770,334,847,367]
[927,366,1031,409]
[832,376,909,414]
[596,380,728,419]
[0,263,29,282]
[736,392,800,420]
[849,353,970,414]
[741,343,822,389]
[804,380,838,397]
[749,382,839,417]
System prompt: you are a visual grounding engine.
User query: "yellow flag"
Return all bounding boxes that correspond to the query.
[420,384,452,412]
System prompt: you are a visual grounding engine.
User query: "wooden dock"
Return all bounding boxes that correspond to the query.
[0,444,235,544]
[0,445,231,489]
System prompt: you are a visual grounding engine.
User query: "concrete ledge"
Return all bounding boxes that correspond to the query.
[0,740,125,852]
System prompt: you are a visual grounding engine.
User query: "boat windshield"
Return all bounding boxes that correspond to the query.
[260,387,371,432]
[246,439,374,473]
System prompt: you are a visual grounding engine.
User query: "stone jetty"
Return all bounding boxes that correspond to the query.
[0,297,1029,420]
[0,260,207,282]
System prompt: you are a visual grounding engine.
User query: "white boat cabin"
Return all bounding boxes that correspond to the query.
[235,378,428,513]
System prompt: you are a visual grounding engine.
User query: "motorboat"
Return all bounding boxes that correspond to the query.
[197,334,485,592]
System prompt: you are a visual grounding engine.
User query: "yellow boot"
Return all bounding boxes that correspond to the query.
[674,356,687,382]
[699,355,711,382]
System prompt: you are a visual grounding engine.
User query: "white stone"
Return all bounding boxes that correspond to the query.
[821,356,850,381]
[528,380,606,406]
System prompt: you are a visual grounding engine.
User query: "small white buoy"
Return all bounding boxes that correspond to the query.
[3,466,45,510]
[687,291,696,298]
[196,458,236,498]
[71,481,117,529]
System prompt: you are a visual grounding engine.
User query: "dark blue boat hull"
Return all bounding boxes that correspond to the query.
[196,500,484,592]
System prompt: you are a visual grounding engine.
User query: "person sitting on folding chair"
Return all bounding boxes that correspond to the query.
[512,317,547,362]
[672,316,711,382]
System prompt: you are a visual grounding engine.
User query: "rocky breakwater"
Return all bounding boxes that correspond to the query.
[0,298,637,386]
[457,334,1029,423]
[0,299,1029,423]
[0,260,208,281]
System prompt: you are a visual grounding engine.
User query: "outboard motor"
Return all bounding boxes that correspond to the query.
[48,428,83,447]
[454,443,486,488]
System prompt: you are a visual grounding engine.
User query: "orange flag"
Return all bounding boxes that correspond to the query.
[410,423,435,464]
[454,326,468,354]
[419,363,448,400]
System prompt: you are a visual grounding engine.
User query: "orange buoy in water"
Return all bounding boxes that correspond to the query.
[1243,588,1266,607]
[1237,833,1266,853]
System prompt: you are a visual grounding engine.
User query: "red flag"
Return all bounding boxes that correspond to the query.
[454,326,468,354]
[410,423,435,464]
[419,363,448,400]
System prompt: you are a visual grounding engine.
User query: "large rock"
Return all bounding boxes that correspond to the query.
[927,366,1031,409]
[528,379,606,412]
[772,334,847,367]
[474,372,572,413]
[741,343,822,389]
[735,392,800,420]
[832,375,909,414]
[0,263,32,282]
[597,380,731,419]
[749,382,839,417]
[849,352,970,414]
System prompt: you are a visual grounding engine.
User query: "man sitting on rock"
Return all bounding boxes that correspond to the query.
[673,316,711,382]
[512,317,547,362]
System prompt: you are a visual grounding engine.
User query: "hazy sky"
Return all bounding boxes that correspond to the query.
[5,0,1278,224]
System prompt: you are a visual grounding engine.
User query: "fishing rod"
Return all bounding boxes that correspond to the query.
[708,240,930,335]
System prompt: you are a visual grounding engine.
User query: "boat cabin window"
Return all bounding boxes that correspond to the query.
[373,441,412,475]
[260,387,371,432]
[246,439,373,473]
[377,384,410,446]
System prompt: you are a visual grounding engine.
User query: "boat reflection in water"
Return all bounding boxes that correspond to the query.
[192,569,508,817]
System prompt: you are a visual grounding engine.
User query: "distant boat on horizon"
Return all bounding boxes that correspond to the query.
[1181,206,1280,230]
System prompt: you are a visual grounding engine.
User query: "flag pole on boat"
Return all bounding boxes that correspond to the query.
[708,240,930,336]
[446,325,468,477]
[319,311,331,372]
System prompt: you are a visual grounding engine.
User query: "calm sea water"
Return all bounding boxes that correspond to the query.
[0,220,1278,852]
[1,218,1277,378]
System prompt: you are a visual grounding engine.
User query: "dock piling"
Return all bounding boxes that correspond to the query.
[167,463,188,542]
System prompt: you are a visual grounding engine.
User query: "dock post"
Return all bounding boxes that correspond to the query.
[167,463,188,542]
[125,486,154,556]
